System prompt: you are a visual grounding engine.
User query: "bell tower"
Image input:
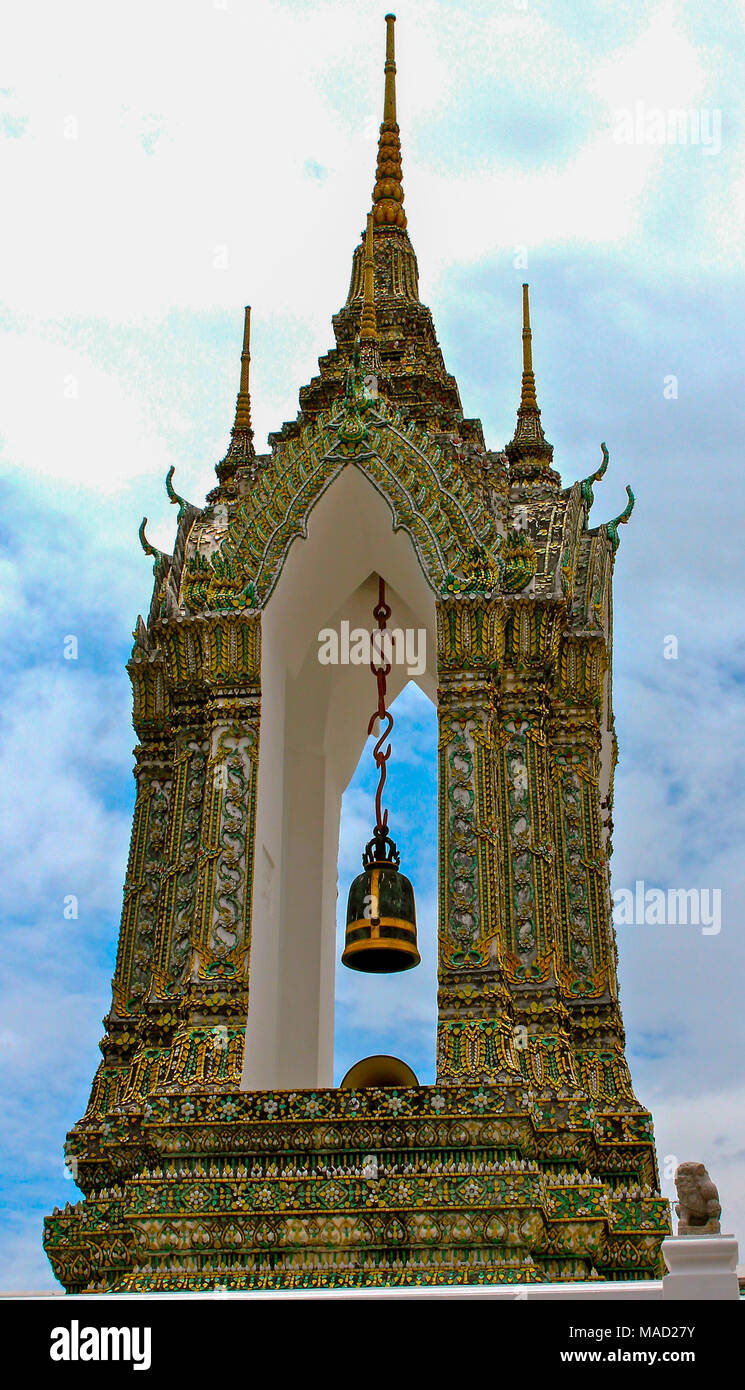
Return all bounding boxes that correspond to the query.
[44,14,670,1292]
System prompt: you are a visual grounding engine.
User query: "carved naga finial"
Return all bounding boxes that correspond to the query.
[138,516,157,559]
[605,485,635,553]
[580,441,610,509]
[138,516,171,571]
[165,466,192,521]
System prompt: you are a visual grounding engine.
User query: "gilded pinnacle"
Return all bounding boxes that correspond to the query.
[233,306,254,436]
[372,14,407,230]
[360,214,378,341]
[216,305,255,486]
[506,282,554,471]
[520,283,538,410]
[384,13,397,123]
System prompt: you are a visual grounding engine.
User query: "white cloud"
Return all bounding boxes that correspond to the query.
[590,1,705,111]
[0,666,132,917]
[652,1084,745,1250]
[0,328,174,491]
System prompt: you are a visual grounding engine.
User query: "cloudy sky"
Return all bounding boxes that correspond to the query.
[1,0,743,1289]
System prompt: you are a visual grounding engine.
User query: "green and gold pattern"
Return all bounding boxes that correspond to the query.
[45,1084,669,1293]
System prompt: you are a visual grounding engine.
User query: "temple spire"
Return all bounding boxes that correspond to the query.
[216,306,255,488]
[519,283,538,410]
[342,13,420,318]
[505,283,554,473]
[234,306,253,434]
[359,214,378,341]
[383,10,397,123]
[372,15,407,230]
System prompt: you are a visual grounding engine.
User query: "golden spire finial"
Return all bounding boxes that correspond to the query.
[519,283,539,411]
[505,283,554,473]
[216,305,255,487]
[233,306,253,433]
[360,214,378,341]
[384,13,397,124]
[372,14,407,229]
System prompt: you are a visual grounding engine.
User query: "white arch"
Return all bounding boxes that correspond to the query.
[241,465,437,1090]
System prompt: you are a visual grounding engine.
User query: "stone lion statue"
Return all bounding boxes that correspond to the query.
[674,1161,722,1234]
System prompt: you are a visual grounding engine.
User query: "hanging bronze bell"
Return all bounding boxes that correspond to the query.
[342,827,420,973]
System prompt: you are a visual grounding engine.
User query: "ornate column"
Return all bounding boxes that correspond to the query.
[161,612,262,1091]
[550,635,635,1106]
[146,690,209,1034]
[103,645,173,1093]
[490,601,575,1092]
[435,597,517,1083]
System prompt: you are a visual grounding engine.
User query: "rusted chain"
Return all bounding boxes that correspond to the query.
[368,576,393,833]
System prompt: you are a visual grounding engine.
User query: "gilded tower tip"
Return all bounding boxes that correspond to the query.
[519,283,538,411]
[372,13,406,229]
[235,306,252,430]
[216,305,255,487]
[506,282,554,473]
[384,15,397,124]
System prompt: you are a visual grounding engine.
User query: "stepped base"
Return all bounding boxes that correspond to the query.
[44,1082,671,1292]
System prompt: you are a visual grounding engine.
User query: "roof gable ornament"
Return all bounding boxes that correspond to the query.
[165,465,195,522]
[580,442,610,510]
[578,442,635,552]
[604,485,635,552]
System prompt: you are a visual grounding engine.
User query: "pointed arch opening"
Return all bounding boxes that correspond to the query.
[241,463,438,1090]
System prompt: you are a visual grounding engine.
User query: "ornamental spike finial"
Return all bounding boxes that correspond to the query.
[505,282,554,474]
[360,214,378,341]
[216,306,255,488]
[372,15,407,230]
[383,12,397,124]
[234,306,253,434]
[520,283,538,410]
